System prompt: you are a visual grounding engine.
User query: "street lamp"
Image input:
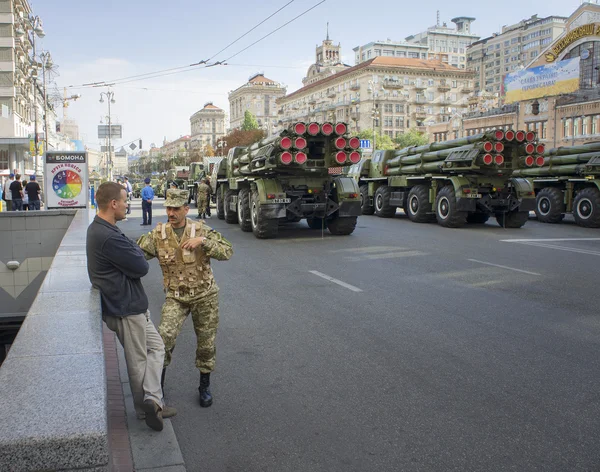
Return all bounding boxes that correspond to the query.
[39,51,52,158]
[99,91,116,180]
[217,140,227,156]
[368,79,384,155]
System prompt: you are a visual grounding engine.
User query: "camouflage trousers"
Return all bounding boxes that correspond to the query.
[197,195,208,215]
[158,291,219,373]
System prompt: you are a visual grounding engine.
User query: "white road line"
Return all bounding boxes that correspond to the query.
[467,259,541,276]
[346,251,428,261]
[501,238,600,242]
[309,270,363,292]
[330,246,401,253]
[514,241,600,257]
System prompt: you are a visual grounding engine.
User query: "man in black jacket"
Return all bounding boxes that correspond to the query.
[86,181,176,432]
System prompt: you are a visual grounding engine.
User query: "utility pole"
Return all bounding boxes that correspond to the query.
[99,91,116,180]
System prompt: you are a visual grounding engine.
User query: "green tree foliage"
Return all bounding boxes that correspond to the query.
[394,128,429,150]
[357,129,395,150]
[217,128,266,157]
[241,110,260,131]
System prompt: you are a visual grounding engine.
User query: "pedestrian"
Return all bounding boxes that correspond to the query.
[205,176,212,218]
[196,178,210,219]
[21,180,29,210]
[25,175,41,210]
[3,173,14,211]
[9,173,23,211]
[86,181,176,431]
[141,177,154,226]
[137,189,233,407]
[124,176,133,215]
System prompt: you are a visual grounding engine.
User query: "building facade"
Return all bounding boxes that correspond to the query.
[353,40,429,65]
[190,103,225,149]
[405,16,479,68]
[303,36,350,86]
[228,74,286,135]
[160,135,191,160]
[429,3,600,148]
[467,14,567,95]
[278,56,474,140]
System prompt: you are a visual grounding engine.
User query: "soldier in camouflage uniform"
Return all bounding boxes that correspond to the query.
[137,189,233,407]
[196,178,211,219]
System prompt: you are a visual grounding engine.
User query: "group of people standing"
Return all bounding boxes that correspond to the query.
[2,173,42,211]
[86,182,232,432]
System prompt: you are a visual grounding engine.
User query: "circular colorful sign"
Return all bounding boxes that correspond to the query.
[52,170,82,199]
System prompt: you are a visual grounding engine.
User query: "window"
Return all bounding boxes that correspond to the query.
[593,116,598,135]
[564,118,571,138]
[384,104,393,113]
[395,104,404,113]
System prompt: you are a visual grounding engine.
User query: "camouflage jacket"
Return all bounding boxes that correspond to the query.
[137,218,232,300]
[198,182,211,197]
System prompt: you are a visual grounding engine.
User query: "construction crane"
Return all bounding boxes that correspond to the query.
[63,87,81,119]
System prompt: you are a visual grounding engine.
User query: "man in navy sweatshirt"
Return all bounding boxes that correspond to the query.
[86,181,176,431]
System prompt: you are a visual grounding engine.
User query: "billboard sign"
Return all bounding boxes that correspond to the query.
[98,124,122,139]
[44,151,88,209]
[504,57,580,104]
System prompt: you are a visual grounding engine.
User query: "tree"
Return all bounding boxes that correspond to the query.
[394,128,429,150]
[203,144,215,157]
[217,128,266,157]
[357,129,395,150]
[241,110,259,131]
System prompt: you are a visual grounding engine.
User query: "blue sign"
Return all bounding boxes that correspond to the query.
[360,139,371,149]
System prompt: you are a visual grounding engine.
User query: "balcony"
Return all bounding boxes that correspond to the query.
[382,79,403,89]
[415,126,427,133]
[468,95,479,103]
[438,98,452,106]
[461,86,473,94]
[349,83,360,91]
[438,84,451,92]
[414,110,427,119]
[412,97,427,104]
[308,98,316,105]
[413,82,427,91]
[327,91,336,98]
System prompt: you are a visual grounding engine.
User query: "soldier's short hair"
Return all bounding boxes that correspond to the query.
[97,182,126,210]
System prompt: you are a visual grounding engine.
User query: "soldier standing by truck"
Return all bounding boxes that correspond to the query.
[137,189,233,407]
[196,178,210,219]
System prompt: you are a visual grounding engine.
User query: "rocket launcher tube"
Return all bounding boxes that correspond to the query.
[387,144,478,167]
[512,164,587,177]
[541,151,600,165]
[387,161,444,175]
[397,131,507,155]
[545,142,600,156]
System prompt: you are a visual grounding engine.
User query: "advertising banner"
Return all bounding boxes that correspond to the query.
[504,57,580,104]
[44,151,88,209]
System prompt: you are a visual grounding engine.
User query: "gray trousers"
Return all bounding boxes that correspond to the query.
[104,311,165,414]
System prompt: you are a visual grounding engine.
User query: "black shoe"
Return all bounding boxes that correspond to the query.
[141,223,147,226]
[142,399,164,431]
[161,368,166,396]
[199,373,213,408]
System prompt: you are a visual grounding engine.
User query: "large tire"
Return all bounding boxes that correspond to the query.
[360,185,374,215]
[495,210,529,228]
[237,188,252,232]
[250,190,278,238]
[466,213,490,224]
[573,187,600,228]
[435,186,467,228]
[536,187,564,223]
[224,190,238,224]
[374,185,396,218]
[307,218,327,229]
[216,188,225,220]
[406,185,432,223]
[328,216,357,235]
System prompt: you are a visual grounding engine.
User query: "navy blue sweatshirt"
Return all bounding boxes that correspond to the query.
[86,216,149,317]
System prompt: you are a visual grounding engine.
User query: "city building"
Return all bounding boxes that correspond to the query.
[428,2,600,148]
[112,148,128,176]
[353,40,429,65]
[303,34,350,86]
[160,135,191,160]
[405,16,480,68]
[189,102,225,149]
[228,74,286,135]
[60,118,79,140]
[278,56,475,141]
[467,14,567,95]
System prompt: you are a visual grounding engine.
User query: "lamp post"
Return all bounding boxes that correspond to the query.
[99,91,116,180]
[368,79,383,155]
[39,51,52,158]
[217,140,227,156]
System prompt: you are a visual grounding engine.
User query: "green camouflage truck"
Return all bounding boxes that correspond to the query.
[187,161,206,206]
[212,122,363,238]
[163,166,189,198]
[512,142,600,227]
[349,129,540,228]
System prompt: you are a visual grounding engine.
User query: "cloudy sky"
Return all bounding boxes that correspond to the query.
[32,0,579,151]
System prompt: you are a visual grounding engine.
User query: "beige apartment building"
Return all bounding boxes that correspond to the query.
[278,56,474,140]
[429,2,600,148]
[467,14,567,95]
[405,16,479,68]
[303,36,350,86]
[353,40,429,65]
[228,74,286,136]
[190,102,225,149]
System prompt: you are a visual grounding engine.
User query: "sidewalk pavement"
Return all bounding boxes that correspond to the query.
[104,325,186,471]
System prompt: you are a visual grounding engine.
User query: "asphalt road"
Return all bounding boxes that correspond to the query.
[120,198,600,472]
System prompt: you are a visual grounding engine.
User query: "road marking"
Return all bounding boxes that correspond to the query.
[501,238,600,242]
[511,241,600,257]
[330,246,401,253]
[308,270,363,292]
[467,259,541,276]
[346,251,428,261]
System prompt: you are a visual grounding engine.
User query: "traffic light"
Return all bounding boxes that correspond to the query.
[531,100,540,116]
[139,139,142,149]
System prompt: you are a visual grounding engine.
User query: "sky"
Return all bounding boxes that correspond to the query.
[31,0,582,153]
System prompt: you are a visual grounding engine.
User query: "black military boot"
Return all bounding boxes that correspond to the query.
[199,373,213,407]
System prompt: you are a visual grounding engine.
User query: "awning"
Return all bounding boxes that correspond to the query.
[0,138,29,145]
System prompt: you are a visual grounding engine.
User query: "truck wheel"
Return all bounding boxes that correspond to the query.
[536,187,564,223]
[224,190,238,224]
[237,188,252,232]
[466,213,490,224]
[216,189,225,220]
[307,218,327,229]
[495,210,529,228]
[573,187,600,227]
[374,185,396,217]
[406,185,432,223]
[435,186,467,228]
[328,216,357,235]
[251,190,278,238]
[360,185,374,215]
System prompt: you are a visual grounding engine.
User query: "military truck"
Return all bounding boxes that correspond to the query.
[212,122,362,238]
[150,178,162,198]
[350,130,540,228]
[512,142,600,227]
[187,161,206,206]
[163,166,189,198]
[132,181,143,198]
